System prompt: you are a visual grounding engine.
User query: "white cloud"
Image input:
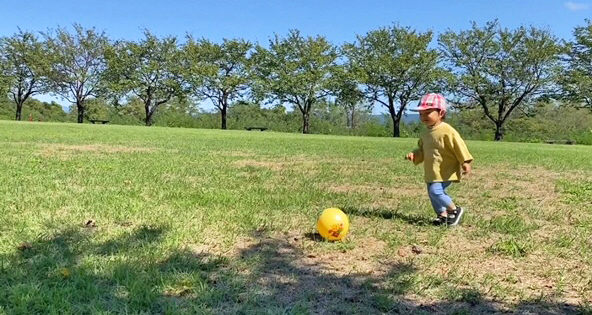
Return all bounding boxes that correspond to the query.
[565,1,589,11]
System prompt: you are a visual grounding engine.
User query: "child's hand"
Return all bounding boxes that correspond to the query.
[405,152,415,162]
[462,162,472,175]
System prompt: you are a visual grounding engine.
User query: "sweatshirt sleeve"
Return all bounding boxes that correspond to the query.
[446,131,473,164]
[412,138,424,165]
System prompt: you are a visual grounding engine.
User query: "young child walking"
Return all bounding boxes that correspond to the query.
[405,93,473,226]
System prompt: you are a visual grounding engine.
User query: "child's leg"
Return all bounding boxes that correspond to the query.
[427,182,455,216]
[428,190,446,215]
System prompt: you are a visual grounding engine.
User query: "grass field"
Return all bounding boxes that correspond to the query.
[1,121,592,315]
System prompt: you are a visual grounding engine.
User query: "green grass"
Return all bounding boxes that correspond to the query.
[487,237,534,257]
[1,120,592,314]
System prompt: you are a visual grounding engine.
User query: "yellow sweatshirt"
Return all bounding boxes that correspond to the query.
[412,122,473,183]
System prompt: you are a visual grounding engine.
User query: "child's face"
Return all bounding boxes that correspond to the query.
[419,108,441,128]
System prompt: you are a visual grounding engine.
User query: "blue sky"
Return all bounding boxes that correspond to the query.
[1,0,591,113]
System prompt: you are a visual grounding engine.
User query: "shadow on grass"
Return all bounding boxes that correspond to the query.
[96,224,167,255]
[343,206,433,226]
[1,225,589,314]
[303,232,325,242]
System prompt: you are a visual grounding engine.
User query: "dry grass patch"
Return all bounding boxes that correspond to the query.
[190,232,407,312]
[38,143,156,160]
[231,156,343,176]
[458,164,592,220]
[231,160,286,171]
[327,184,423,196]
[187,229,592,313]
[430,249,592,304]
[208,150,256,158]
[466,164,561,200]
[337,162,394,176]
[190,232,394,277]
[466,164,589,201]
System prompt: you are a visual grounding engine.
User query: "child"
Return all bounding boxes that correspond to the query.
[405,93,473,226]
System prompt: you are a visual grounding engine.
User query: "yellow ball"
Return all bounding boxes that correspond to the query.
[317,208,350,241]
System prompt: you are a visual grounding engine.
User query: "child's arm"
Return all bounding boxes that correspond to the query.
[406,139,424,165]
[446,132,473,172]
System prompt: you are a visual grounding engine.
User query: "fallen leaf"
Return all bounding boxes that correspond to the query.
[398,248,408,257]
[17,242,32,251]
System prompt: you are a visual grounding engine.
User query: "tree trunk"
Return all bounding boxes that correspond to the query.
[391,115,401,138]
[494,122,504,141]
[346,109,352,129]
[77,101,84,123]
[387,98,400,137]
[145,104,154,126]
[221,93,230,130]
[221,106,227,130]
[15,101,24,121]
[302,112,310,134]
[348,106,356,129]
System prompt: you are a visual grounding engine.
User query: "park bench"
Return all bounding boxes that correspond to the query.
[544,139,576,145]
[89,119,110,124]
[245,126,267,131]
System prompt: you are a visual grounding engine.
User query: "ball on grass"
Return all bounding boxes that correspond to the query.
[317,208,349,241]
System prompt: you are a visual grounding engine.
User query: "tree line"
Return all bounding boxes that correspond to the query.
[2,20,592,141]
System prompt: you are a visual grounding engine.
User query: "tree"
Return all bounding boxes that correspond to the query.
[344,24,442,137]
[331,65,367,129]
[562,20,592,110]
[0,29,49,121]
[103,31,184,126]
[24,98,68,122]
[439,20,563,141]
[80,98,110,121]
[43,24,108,123]
[252,30,338,134]
[183,37,252,130]
[111,96,145,125]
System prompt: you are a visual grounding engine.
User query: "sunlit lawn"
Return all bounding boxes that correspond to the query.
[1,120,591,314]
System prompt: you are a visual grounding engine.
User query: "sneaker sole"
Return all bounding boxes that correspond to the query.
[449,208,464,226]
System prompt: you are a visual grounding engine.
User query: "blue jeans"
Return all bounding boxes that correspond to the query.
[427,182,453,215]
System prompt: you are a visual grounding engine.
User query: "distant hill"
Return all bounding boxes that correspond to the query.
[371,112,420,124]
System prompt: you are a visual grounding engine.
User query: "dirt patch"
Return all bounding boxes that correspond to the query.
[191,233,393,277]
[190,232,406,312]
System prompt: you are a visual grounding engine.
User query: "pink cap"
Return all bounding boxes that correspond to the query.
[410,93,447,114]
